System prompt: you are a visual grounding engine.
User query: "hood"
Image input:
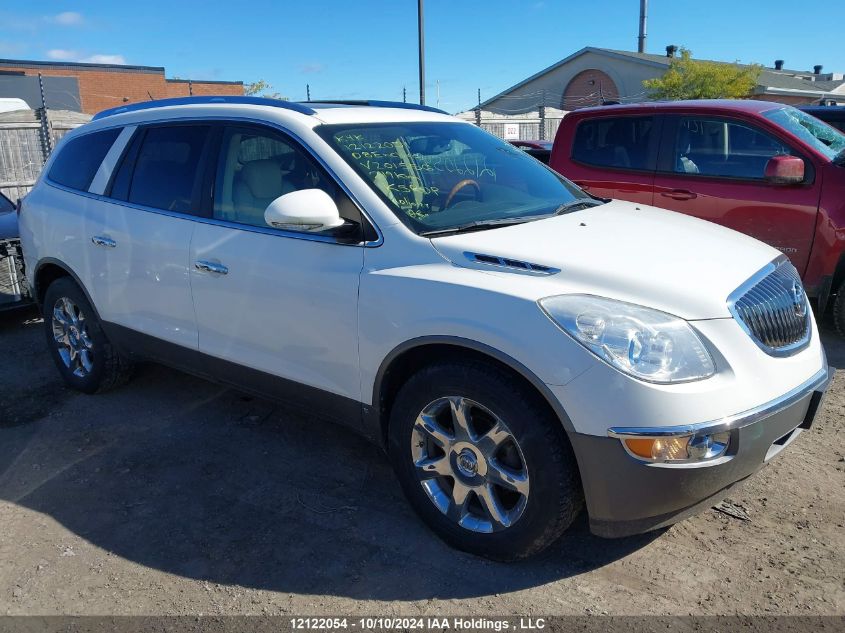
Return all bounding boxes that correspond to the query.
[0,210,18,240]
[430,200,781,320]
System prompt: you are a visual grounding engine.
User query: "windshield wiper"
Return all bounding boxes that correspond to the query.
[553,198,604,215]
[420,218,532,237]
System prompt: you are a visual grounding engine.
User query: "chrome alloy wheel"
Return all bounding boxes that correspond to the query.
[51,297,94,378]
[411,396,530,533]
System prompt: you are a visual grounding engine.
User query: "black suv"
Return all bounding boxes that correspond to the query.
[800,105,845,133]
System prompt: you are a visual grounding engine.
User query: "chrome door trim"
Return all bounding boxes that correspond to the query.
[194,260,229,275]
[91,235,117,248]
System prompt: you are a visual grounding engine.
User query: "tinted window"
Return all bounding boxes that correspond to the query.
[48,128,121,191]
[0,193,13,213]
[214,125,349,229]
[673,117,793,179]
[572,116,654,170]
[124,125,210,213]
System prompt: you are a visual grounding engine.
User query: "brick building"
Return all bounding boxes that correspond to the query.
[0,58,244,115]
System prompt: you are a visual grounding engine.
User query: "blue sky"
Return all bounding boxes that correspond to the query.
[1,1,843,113]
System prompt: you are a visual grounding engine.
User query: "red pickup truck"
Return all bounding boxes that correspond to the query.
[550,100,845,334]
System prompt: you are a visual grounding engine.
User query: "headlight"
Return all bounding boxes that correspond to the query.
[539,294,715,383]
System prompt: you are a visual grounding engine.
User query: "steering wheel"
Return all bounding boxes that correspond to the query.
[443,179,482,209]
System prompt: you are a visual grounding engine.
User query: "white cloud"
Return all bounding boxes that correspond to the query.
[83,54,125,65]
[50,11,85,26]
[300,62,325,74]
[45,49,126,65]
[46,49,77,60]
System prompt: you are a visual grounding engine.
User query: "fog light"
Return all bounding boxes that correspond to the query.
[620,430,730,463]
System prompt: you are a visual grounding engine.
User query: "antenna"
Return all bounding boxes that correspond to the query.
[418,0,426,105]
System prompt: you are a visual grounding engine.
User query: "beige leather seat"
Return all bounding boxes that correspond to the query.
[232,159,285,226]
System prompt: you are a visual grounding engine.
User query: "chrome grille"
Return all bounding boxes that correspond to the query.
[728,260,810,356]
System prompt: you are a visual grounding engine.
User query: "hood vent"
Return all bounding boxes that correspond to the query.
[465,252,560,275]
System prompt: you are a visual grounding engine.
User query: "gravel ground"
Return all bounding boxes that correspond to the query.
[0,304,842,616]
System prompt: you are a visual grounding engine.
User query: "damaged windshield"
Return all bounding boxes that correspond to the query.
[319,122,588,235]
[763,106,845,162]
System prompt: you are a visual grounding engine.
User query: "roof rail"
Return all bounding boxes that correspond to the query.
[93,96,316,121]
[306,100,448,115]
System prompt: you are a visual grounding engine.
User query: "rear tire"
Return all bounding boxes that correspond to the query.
[834,280,845,338]
[388,360,583,561]
[43,277,133,394]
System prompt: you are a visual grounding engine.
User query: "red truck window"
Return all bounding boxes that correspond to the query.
[671,117,793,180]
[572,116,655,171]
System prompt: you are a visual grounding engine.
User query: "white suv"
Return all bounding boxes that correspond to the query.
[19,96,831,560]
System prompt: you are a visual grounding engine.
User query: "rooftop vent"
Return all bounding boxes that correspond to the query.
[666,44,678,58]
[774,59,784,70]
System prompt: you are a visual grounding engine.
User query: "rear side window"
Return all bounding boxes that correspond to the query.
[572,116,654,171]
[48,128,121,191]
[116,125,210,213]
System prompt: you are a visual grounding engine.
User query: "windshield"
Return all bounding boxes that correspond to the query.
[319,122,586,234]
[763,106,845,161]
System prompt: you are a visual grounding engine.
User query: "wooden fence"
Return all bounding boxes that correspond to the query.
[0,109,91,202]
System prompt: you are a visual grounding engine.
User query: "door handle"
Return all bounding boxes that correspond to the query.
[194,260,229,275]
[660,189,697,201]
[91,235,116,248]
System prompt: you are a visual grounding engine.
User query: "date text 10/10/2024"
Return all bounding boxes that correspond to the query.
[289,617,548,631]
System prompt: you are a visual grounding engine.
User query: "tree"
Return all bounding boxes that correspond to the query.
[643,48,762,100]
[244,79,287,100]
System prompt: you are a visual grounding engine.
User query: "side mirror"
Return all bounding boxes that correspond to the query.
[264,189,345,232]
[764,155,805,185]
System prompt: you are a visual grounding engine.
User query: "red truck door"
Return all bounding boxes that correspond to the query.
[554,114,660,205]
[652,115,820,274]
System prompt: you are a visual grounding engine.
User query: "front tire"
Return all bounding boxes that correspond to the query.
[43,277,133,394]
[388,361,583,561]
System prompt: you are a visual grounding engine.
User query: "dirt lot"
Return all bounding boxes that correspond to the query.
[0,305,842,617]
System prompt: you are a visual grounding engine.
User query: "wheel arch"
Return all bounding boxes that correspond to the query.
[33,258,101,320]
[370,336,576,447]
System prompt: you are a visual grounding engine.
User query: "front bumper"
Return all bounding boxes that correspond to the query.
[570,365,833,538]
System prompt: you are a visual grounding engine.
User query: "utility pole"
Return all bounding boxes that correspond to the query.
[403,86,407,103]
[306,84,311,101]
[436,79,440,109]
[418,0,426,105]
[539,89,546,140]
[475,88,481,126]
[36,72,53,160]
[638,0,648,53]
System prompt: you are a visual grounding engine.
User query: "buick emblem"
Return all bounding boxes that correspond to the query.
[456,449,479,477]
[791,281,806,318]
